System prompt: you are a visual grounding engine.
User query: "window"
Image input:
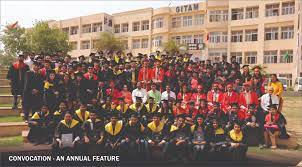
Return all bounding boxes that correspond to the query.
[62,27,69,34]
[92,40,100,49]
[208,49,227,63]
[152,36,163,47]
[194,34,203,44]
[246,6,259,19]
[121,23,128,32]
[264,50,278,63]
[183,16,193,27]
[245,29,258,41]
[266,4,280,17]
[265,27,279,40]
[132,22,140,32]
[209,32,227,43]
[280,50,293,63]
[114,24,120,33]
[82,24,91,33]
[231,8,244,20]
[92,23,102,32]
[282,1,295,15]
[70,26,79,35]
[245,52,257,64]
[154,18,164,28]
[194,14,204,25]
[182,35,192,44]
[69,42,77,50]
[141,20,149,30]
[279,74,293,86]
[141,39,149,48]
[171,36,181,44]
[231,31,243,42]
[281,26,294,39]
[209,10,228,22]
[172,17,181,28]
[230,52,243,64]
[80,41,90,50]
[132,39,140,49]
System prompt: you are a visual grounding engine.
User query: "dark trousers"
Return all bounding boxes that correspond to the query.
[227,144,248,161]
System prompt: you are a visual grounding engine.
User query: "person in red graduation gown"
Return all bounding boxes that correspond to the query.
[151,59,164,89]
[221,83,239,113]
[177,84,192,109]
[191,85,207,109]
[238,82,259,110]
[138,60,152,89]
[207,82,223,111]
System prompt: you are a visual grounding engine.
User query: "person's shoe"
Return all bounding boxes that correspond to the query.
[262,144,268,148]
[259,144,264,149]
[270,145,277,149]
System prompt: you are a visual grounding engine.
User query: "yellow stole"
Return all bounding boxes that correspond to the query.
[61,119,79,128]
[75,109,90,122]
[44,81,53,89]
[145,103,157,113]
[87,118,101,123]
[148,121,164,133]
[129,104,142,112]
[31,111,49,120]
[105,121,123,136]
[116,104,129,113]
[215,128,225,135]
[229,129,243,142]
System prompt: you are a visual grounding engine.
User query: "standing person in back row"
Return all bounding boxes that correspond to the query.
[268,74,284,111]
[7,54,30,109]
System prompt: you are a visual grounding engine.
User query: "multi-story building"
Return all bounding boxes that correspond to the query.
[48,0,302,86]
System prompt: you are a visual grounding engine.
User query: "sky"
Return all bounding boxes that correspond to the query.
[0,0,201,29]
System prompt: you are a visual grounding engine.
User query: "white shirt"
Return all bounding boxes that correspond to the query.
[132,88,148,104]
[260,93,279,112]
[24,57,34,70]
[161,91,176,101]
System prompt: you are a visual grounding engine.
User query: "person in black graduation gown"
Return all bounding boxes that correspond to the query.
[208,119,228,157]
[115,97,131,122]
[83,64,98,104]
[121,112,146,158]
[145,112,170,160]
[52,111,82,155]
[73,72,86,104]
[82,110,105,154]
[104,111,125,154]
[43,70,61,113]
[129,96,148,126]
[27,105,54,145]
[53,101,68,126]
[23,61,44,120]
[99,63,113,87]
[169,114,191,162]
[241,65,252,83]
[73,102,90,126]
[7,54,30,109]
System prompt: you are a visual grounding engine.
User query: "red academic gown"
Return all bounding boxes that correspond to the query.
[238,91,259,109]
[191,93,206,108]
[177,92,192,109]
[173,106,188,117]
[221,91,239,113]
[105,88,121,105]
[151,67,164,83]
[138,67,152,89]
[207,90,223,110]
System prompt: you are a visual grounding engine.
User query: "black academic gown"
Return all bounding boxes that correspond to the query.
[7,62,30,95]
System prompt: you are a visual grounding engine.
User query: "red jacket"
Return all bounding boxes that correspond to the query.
[138,67,152,82]
[173,106,188,117]
[83,72,98,80]
[221,91,239,113]
[150,67,164,82]
[238,91,259,109]
[207,90,223,104]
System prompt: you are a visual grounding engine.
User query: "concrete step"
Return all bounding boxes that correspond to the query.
[0,79,10,86]
[0,107,20,116]
[0,122,28,137]
[0,95,20,104]
[0,86,10,94]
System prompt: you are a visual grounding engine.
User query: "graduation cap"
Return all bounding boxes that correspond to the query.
[89,109,97,114]
[151,112,162,118]
[241,65,249,69]
[89,53,96,57]
[251,65,262,70]
[135,96,143,102]
[32,61,41,66]
[130,112,138,118]
[109,111,119,118]
[268,104,278,110]
[148,96,155,100]
[18,54,25,58]
[78,55,85,60]
[195,114,204,120]
[177,113,186,119]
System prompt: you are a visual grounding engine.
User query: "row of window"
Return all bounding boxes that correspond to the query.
[230,49,294,64]
[114,20,149,33]
[62,23,103,35]
[171,14,204,28]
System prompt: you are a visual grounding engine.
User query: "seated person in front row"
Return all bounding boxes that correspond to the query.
[227,122,248,161]
[145,112,169,160]
[104,111,125,154]
[208,119,227,154]
[28,105,54,145]
[121,113,146,158]
[263,104,287,149]
[169,114,191,162]
[74,102,90,125]
[52,111,82,155]
[82,110,104,154]
[191,114,209,160]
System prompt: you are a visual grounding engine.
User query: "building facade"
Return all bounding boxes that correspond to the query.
[47,0,302,86]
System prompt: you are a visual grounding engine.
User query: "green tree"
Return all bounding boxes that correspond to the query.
[163,39,187,56]
[0,24,29,56]
[0,50,16,67]
[95,32,124,53]
[26,21,71,55]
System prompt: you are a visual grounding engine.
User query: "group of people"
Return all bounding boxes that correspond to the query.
[6,50,289,161]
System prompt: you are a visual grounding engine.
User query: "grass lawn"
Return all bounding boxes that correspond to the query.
[0,116,23,123]
[0,136,23,147]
